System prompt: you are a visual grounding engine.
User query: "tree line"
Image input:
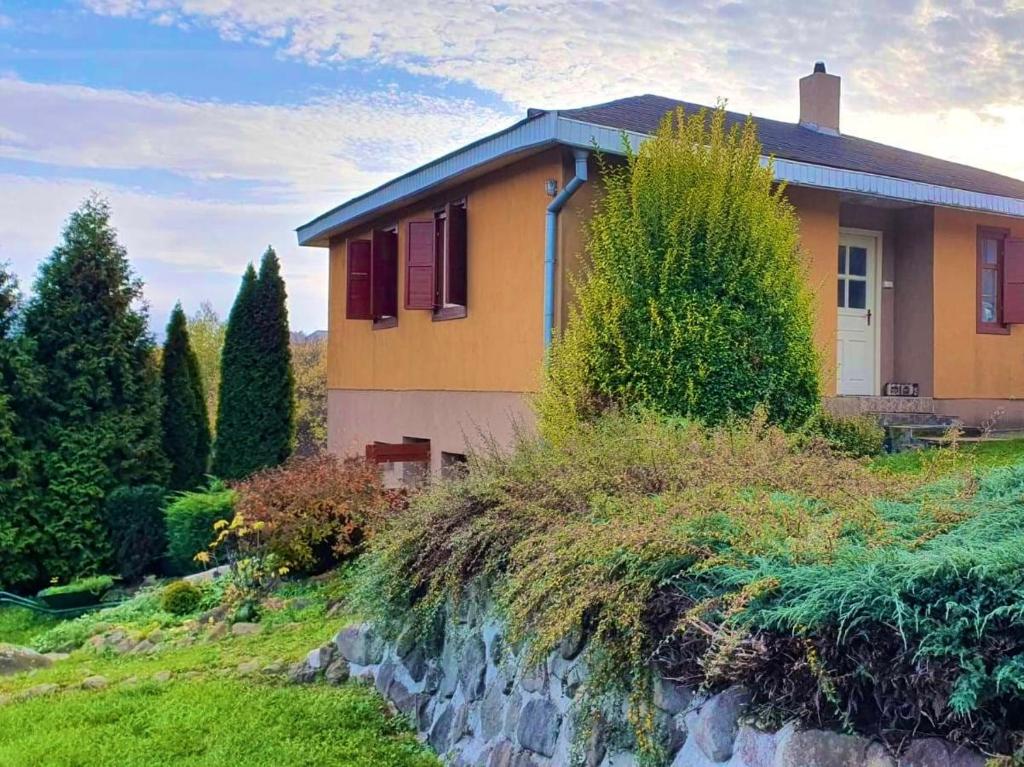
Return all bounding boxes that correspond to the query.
[0,196,303,591]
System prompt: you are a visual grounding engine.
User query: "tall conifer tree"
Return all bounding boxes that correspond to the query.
[212,249,295,479]
[252,247,295,466]
[20,196,167,580]
[161,303,210,490]
[212,263,260,478]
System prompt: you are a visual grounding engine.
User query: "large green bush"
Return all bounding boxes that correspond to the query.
[353,411,1024,757]
[159,580,203,615]
[165,480,236,574]
[104,485,168,581]
[540,107,820,439]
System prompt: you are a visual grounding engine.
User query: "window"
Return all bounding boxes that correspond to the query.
[371,228,398,329]
[345,229,398,328]
[405,200,467,320]
[978,227,1010,334]
[441,451,468,479]
[837,244,868,310]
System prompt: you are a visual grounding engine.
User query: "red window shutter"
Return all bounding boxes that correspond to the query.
[1004,238,1024,324]
[405,221,436,309]
[446,203,467,307]
[346,239,372,320]
[371,229,398,319]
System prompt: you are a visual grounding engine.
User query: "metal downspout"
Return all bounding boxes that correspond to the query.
[543,148,589,348]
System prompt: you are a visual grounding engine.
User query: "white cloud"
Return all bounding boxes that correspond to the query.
[0,173,328,331]
[0,78,513,205]
[82,0,1024,115]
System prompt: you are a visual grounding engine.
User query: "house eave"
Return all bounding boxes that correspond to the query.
[297,114,1024,247]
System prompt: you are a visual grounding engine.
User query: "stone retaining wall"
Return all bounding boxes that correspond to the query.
[296,592,987,767]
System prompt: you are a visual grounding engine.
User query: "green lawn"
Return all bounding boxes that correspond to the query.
[0,679,436,767]
[0,573,439,767]
[871,437,1024,476]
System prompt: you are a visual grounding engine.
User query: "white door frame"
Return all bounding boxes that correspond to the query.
[837,227,883,396]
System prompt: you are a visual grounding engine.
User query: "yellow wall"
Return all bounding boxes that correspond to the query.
[933,207,1024,398]
[328,149,563,393]
[785,186,841,396]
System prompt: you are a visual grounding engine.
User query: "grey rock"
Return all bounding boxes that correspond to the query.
[519,662,547,694]
[130,639,155,655]
[230,622,262,637]
[151,670,173,683]
[451,703,471,745]
[773,725,869,767]
[657,709,687,757]
[0,644,52,676]
[948,746,986,767]
[375,661,396,696]
[490,633,505,665]
[866,742,896,767]
[899,739,950,767]
[439,638,460,698]
[653,676,691,715]
[516,698,561,757]
[504,690,523,739]
[80,675,108,691]
[287,661,318,684]
[459,632,487,702]
[488,740,515,767]
[481,682,507,740]
[262,660,285,675]
[692,686,749,761]
[404,645,427,683]
[324,659,350,686]
[388,678,420,716]
[306,643,335,671]
[335,624,385,666]
[429,704,455,753]
[733,724,776,767]
[423,664,443,695]
[18,683,59,700]
[114,638,136,654]
[184,564,231,583]
[43,652,70,663]
[236,660,260,675]
[206,623,227,641]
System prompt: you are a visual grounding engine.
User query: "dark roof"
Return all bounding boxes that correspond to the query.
[557,95,1024,200]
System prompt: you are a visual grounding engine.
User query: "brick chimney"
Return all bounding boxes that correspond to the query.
[799,61,840,135]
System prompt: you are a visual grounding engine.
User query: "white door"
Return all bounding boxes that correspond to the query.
[836,233,878,395]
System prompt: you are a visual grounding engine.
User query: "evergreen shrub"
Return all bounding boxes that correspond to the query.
[104,485,168,581]
[539,107,820,440]
[165,480,236,574]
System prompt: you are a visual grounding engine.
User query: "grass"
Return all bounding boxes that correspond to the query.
[871,437,1024,475]
[0,679,436,767]
[0,571,439,767]
[0,608,57,647]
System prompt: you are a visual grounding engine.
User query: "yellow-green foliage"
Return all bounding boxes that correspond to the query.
[159,580,202,616]
[539,107,820,442]
[353,411,1024,757]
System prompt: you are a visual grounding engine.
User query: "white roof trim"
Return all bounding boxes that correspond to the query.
[297,113,1024,246]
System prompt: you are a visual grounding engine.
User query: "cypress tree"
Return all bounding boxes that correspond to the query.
[161,303,211,490]
[212,248,295,479]
[20,196,167,581]
[252,247,295,466]
[212,263,260,479]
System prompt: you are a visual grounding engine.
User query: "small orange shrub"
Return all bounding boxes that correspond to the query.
[233,454,405,571]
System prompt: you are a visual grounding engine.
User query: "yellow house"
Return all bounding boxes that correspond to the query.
[298,63,1024,474]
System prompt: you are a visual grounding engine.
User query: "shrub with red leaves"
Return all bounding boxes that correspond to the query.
[234,453,405,572]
